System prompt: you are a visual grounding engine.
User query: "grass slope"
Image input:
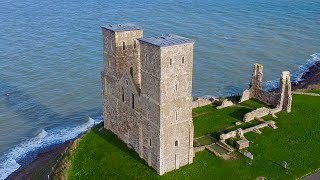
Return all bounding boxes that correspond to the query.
[68,95,320,179]
[306,89,320,94]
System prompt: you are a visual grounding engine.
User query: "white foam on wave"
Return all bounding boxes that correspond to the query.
[263,53,320,91]
[0,116,103,180]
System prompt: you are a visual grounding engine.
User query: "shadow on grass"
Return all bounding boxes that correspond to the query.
[211,132,222,140]
[225,96,241,103]
[91,125,158,174]
[229,108,252,120]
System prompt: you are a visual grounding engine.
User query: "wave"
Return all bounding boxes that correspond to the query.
[263,53,320,91]
[0,116,103,180]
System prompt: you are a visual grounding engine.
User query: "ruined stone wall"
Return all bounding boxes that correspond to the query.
[243,107,270,122]
[254,89,279,106]
[192,98,212,108]
[240,64,292,122]
[278,71,292,112]
[250,64,263,90]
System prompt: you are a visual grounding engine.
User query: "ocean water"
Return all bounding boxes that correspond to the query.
[0,0,319,178]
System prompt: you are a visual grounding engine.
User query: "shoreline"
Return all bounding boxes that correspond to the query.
[6,141,71,180]
[6,61,320,179]
[292,60,320,91]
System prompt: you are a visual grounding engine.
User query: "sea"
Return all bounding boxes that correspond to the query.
[0,0,319,178]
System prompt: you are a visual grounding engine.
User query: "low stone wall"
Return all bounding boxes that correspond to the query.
[193,146,206,157]
[242,121,274,133]
[243,107,270,122]
[192,98,212,108]
[216,99,234,109]
[220,121,276,141]
[220,130,237,141]
[194,146,206,153]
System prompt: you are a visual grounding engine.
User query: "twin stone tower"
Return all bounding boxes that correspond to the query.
[101,23,195,175]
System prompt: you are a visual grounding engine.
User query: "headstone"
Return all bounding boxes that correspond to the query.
[244,151,254,160]
[281,161,288,169]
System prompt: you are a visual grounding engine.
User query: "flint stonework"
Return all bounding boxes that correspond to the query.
[101,24,195,175]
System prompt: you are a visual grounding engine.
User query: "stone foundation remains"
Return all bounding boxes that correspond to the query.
[219,120,277,142]
[216,99,234,109]
[192,97,213,108]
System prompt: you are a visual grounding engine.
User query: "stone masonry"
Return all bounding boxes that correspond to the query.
[101,23,195,175]
[240,64,292,122]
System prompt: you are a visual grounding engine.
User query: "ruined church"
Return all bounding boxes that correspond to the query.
[101,23,195,175]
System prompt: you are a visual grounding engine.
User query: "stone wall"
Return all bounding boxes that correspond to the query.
[243,107,270,122]
[219,121,276,141]
[192,98,212,108]
[158,43,194,174]
[254,89,278,106]
[216,99,234,109]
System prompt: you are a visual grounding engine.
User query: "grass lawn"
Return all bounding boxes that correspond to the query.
[193,104,252,138]
[67,94,320,179]
[240,98,273,109]
[194,135,216,146]
[306,89,320,94]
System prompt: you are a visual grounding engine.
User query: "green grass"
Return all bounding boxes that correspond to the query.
[68,126,159,179]
[194,136,215,146]
[240,99,273,109]
[193,104,253,138]
[68,94,320,179]
[306,89,320,94]
[226,120,261,132]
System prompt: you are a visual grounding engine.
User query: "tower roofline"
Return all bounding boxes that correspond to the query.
[101,23,143,32]
[138,34,195,47]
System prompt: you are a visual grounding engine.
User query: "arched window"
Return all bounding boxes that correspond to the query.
[175,140,179,147]
[132,93,135,109]
[175,84,178,91]
[169,58,172,66]
[130,67,133,78]
[133,40,137,49]
[149,138,152,147]
[123,42,126,50]
[182,57,185,64]
[175,111,178,120]
[122,87,124,103]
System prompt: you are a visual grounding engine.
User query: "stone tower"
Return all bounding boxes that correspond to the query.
[101,24,195,175]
